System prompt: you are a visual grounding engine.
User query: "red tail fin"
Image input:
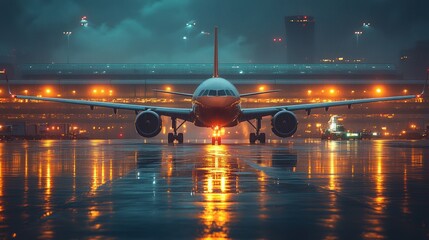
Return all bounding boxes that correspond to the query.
[213,27,219,78]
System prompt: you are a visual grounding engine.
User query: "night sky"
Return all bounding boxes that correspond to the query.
[1,0,428,63]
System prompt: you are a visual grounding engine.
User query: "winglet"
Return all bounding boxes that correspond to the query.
[418,69,429,97]
[1,69,15,97]
[213,27,219,78]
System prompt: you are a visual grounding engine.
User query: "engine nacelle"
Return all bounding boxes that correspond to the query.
[271,110,298,138]
[135,110,162,138]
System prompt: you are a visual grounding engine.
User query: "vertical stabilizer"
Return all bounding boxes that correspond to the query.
[213,27,219,78]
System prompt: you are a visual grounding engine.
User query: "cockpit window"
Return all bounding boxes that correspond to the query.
[227,90,235,96]
[199,89,235,97]
[218,90,226,96]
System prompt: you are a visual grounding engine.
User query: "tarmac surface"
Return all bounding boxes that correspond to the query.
[0,139,428,239]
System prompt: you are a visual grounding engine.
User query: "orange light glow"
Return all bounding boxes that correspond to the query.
[403,89,408,94]
[24,90,28,94]
[376,88,382,94]
[93,89,97,94]
[329,89,335,94]
[166,87,171,91]
[72,90,76,94]
[307,90,312,95]
[259,86,265,91]
[45,89,51,94]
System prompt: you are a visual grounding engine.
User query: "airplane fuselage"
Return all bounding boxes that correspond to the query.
[192,77,241,128]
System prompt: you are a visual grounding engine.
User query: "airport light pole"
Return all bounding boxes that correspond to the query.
[63,31,72,63]
[354,31,362,48]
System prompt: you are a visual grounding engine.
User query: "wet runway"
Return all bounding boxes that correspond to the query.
[0,139,428,239]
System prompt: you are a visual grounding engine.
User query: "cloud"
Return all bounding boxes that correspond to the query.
[1,0,429,63]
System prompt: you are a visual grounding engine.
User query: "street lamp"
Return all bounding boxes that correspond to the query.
[63,31,72,63]
[354,31,362,48]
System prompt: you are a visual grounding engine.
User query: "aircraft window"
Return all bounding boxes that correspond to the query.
[198,90,205,96]
[203,90,209,96]
[209,90,217,96]
[218,90,226,96]
[225,90,232,96]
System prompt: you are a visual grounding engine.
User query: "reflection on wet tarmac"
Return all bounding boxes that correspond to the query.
[0,139,428,239]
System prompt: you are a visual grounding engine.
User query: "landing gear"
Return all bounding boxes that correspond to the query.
[211,126,222,145]
[168,118,185,144]
[248,118,266,144]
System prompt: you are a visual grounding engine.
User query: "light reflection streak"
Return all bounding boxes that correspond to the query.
[196,144,235,239]
[374,142,385,213]
[40,146,54,239]
[363,141,386,239]
[322,141,340,234]
[0,151,3,223]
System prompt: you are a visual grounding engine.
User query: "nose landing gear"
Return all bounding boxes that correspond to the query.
[211,126,222,145]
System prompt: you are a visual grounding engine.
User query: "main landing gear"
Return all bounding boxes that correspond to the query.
[248,118,266,144]
[168,117,185,144]
[212,126,221,145]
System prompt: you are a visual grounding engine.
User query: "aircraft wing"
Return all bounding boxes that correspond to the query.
[240,89,281,97]
[153,89,194,97]
[240,94,420,121]
[12,94,194,121]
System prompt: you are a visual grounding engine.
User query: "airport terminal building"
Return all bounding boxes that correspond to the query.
[0,63,427,140]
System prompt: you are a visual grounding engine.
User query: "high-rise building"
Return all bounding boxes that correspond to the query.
[284,16,315,64]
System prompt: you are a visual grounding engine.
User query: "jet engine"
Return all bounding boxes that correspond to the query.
[135,110,162,138]
[271,110,298,138]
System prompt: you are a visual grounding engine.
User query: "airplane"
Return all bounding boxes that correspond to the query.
[2,27,427,145]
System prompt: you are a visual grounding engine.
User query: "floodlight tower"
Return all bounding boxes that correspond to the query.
[63,31,72,63]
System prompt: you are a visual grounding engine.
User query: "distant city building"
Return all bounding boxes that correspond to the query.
[400,40,429,80]
[320,57,365,63]
[284,15,315,64]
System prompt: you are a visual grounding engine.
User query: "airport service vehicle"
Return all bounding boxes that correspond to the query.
[321,115,361,140]
[2,28,426,145]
